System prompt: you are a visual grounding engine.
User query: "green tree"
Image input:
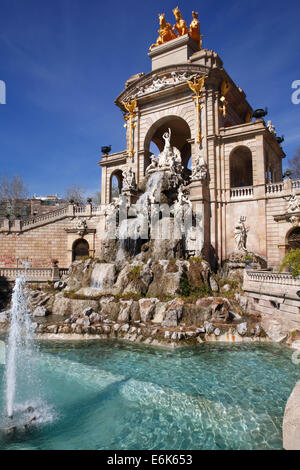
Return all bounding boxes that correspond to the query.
[279,248,300,278]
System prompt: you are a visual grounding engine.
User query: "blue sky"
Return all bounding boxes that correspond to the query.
[0,0,299,198]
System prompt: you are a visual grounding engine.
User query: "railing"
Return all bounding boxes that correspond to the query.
[0,266,68,282]
[230,186,253,199]
[0,204,106,233]
[265,182,284,194]
[245,270,300,287]
[292,179,300,190]
[73,206,86,214]
[91,205,105,215]
[21,205,69,229]
[59,268,69,277]
[0,267,54,282]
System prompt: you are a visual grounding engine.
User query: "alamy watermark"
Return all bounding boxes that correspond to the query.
[0,80,6,104]
[291,80,300,104]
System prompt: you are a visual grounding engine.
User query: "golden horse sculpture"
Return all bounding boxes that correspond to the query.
[149,13,177,50]
[189,11,203,49]
[172,6,188,36]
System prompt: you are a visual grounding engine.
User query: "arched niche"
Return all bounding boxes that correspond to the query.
[110,170,123,202]
[72,238,89,261]
[230,145,253,188]
[286,227,300,251]
[144,115,192,171]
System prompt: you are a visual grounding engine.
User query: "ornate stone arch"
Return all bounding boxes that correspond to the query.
[110,170,123,202]
[72,238,89,261]
[143,114,192,170]
[286,225,300,251]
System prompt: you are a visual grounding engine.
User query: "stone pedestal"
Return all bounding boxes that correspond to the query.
[148,34,200,71]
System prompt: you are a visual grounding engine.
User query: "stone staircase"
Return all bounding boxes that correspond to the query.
[0,204,105,233]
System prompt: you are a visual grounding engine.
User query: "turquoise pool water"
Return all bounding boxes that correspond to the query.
[0,340,299,450]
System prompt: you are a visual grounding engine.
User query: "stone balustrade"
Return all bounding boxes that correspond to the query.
[243,270,300,330]
[0,267,58,282]
[245,270,300,287]
[21,205,69,229]
[59,268,69,277]
[229,179,300,201]
[0,204,106,233]
[292,178,300,190]
[230,186,253,199]
[265,182,284,194]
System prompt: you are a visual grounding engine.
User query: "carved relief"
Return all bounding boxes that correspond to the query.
[191,155,208,181]
[287,193,300,213]
[130,71,195,100]
[76,218,88,237]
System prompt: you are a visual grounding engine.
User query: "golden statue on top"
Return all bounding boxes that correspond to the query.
[149,8,204,51]
[172,6,188,36]
[149,13,177,50]
[189,11,203,49]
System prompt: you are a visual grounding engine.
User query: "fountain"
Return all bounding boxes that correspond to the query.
[5,275,34,419]
[2,270,52,435]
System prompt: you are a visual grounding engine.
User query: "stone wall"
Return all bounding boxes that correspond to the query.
[243,270,300,342]
[0,211,104,268]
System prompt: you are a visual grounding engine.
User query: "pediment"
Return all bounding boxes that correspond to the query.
[115,64,208,109]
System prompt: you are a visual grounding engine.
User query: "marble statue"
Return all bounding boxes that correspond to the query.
[234,216,248,252]
[191,155,208,181]
[267,120,276,136]
[287,193,300,213]
[177,185,192,208]
[122,167,137,192]
[146,154,159,173]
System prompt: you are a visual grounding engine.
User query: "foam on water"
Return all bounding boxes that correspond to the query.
[3,275,54,430]
[5,276,35,418]
[91,263,115,292]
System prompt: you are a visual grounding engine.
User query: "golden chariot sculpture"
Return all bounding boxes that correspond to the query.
[149,7,203,50]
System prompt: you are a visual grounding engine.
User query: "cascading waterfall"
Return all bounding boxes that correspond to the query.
[90,263,115,291]
[116,172,164,257]
[136,171,163,207]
